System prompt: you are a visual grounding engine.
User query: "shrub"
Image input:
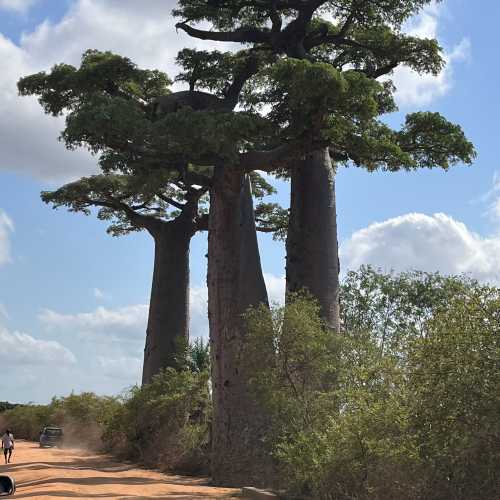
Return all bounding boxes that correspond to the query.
[0,393,120,447]
[1,404,54,441]
[407,287,500,500]
[102,367,211,473]
[245,273,500,500]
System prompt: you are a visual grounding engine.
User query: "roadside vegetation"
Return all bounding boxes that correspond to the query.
[2,269,498,499]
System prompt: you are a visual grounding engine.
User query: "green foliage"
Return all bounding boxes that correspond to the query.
[254,202,289,241]
[396,111,476,169]
[266,59,393,138]
[187,338,211,373]
[176,49,247,95]
[173,0,439,31]
[18,49,171,116]
[245,295,340,434]
[262,58,474,171]
[174,0,475,174]
[341,266,477,354]
[103,367,211,473]
[0,402,19,413]
[0,393,120,445]
[18,49,275,172]
[407,289,500,499]
[245,272,500,500]
[40,171,200,236]
[0,404,54,441]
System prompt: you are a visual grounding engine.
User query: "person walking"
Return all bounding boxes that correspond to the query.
[1,429,14,464]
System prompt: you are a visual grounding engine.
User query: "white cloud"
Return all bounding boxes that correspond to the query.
[39,272,285,345]
[0,326,76,365]
[0,209,14,266]
[264,272,286,305]
[340,212,500,285]
[0,0,229,182]
[0,0,469,182]
[38,304,149,342]
[0,33,96,182]
[190,285,208,340]
[98,355,142,380]
[0,0,36,13]
[392,3,470,106]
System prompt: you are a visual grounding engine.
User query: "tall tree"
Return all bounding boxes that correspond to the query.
[18,50,272,385]
[41,172,208,383]
[172,3,475,484]
[174,0,476,334]
[19,48,287,414]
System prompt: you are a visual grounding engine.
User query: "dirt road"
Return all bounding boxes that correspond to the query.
[2,441,239,499]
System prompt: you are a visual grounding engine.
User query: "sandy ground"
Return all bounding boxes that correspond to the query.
[2,441,239,499]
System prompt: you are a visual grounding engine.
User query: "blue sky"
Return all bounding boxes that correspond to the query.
[1,0,499,403]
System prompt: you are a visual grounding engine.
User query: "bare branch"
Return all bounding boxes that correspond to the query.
[175,22,271,44]
[156,194,185,210]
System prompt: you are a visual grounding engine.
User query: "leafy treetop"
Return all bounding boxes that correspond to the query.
[174,0,476,172]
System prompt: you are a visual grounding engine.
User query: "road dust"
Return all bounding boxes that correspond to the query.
[3,441,239,499]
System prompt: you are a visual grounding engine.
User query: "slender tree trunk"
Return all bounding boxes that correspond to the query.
[208,167,270,486]
[142,220,191,384]
[286,148,341,331]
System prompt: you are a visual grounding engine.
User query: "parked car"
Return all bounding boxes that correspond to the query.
[39,426,64,448]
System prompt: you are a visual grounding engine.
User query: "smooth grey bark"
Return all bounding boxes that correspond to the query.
[142,219,192,384]
[286,148,341,332]
[207,168,271,486]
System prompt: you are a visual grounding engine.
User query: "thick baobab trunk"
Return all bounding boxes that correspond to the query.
[208,167,270,486]
[142,220,191,384]
[286,148,341,331]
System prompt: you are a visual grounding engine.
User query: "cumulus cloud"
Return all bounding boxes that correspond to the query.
[0,0,36,13]
[38,304,149,343]
[0,0,469,182]
[39,271,285,345]
[340,213,500,284]
[0,33,96,182]
[392,2,470,107]
[0,209,14,266]
[0,326,76,365]
[0,0,229,182]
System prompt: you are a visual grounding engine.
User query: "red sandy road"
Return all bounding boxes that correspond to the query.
[3,441,239,499]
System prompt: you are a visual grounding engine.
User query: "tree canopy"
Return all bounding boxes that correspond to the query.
[172,0,475,173]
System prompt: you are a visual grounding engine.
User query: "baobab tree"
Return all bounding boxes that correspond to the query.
[19,49,282,386]
[171,0,475,485]
[174,0,476,336]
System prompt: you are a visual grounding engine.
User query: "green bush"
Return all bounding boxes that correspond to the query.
[1,404,54,441]
[2,341,211,474]
[245,272,500,500]
[0,392,120,446]
[407,287,500,500]
[102,367,211,473]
